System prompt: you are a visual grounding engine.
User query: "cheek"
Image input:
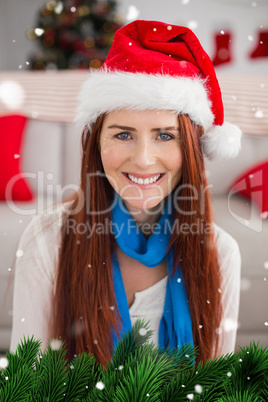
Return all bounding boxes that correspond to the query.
[101,146,125,174]
[168,148,183,175]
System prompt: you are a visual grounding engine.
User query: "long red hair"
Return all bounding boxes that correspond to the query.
[50,114,222,366]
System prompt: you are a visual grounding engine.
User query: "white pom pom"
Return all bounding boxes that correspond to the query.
[201,122,242,160]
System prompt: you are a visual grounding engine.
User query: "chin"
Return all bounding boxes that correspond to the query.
[123,197,165,213]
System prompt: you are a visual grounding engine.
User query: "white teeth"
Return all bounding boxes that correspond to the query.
[127,174,161,184]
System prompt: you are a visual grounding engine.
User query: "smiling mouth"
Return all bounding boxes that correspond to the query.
[123,172,165,184]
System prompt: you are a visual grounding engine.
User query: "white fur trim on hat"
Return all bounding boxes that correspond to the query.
[75,69,214,131]
[200,122,242,160]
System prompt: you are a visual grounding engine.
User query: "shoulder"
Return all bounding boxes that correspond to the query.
[212,222,241,276]
[16,201,74,280]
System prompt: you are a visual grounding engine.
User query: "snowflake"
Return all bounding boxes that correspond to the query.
[139,328,147,336]
[255,110,263,118]
[195,384,203,393]
[126,5,140,21]
[96,381,105,390]
[34,28,44,37]
[50,339,62,350]
[16,249,24,258]
[0,357,8,369]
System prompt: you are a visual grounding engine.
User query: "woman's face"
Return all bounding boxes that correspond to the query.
[99,109,183,213]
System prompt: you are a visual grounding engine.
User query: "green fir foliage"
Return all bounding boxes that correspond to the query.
[0,319,267,401]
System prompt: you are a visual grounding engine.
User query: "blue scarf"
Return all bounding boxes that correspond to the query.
[111,191,194,353]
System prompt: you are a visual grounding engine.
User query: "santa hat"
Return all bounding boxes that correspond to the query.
[75,20,242,160]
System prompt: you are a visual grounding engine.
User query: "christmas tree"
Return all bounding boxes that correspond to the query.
[27,0,122,70]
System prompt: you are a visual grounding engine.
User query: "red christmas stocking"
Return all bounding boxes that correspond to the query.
[249,30,268,59]
[229,160,268,219]
[211,31,233,67]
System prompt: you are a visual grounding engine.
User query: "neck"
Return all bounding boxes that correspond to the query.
[123,201,166,238]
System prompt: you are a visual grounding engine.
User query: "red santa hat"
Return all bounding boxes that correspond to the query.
[75,20,242,160]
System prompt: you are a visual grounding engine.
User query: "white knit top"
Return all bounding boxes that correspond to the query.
[129,275,168,347]
[10,202,241,357]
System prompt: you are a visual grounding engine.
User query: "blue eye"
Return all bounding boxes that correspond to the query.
[115,132,130,140]
[159,133,173,140]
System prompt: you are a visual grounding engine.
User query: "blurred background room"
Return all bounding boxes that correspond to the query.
[0,0,267,355]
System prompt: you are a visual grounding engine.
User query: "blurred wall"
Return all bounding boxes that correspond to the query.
[0,0,267,73]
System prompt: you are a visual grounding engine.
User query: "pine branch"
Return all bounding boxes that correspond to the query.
[159,353,236,401]
[63,352,99,401]
[1,326,267,400]
[223,341,268,399]
[217,389,265,402]
[113,346,179,402]
[0,365,34,401]
[31,340,68,402]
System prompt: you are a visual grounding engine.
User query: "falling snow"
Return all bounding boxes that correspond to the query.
[240,278,251,291]
[248,35,254,41]
[227,372,232,377]
[126,5,140,21]
[188,21,198,30]
[50,339,62,350]
[177,278,182,283]
[195,384,203,393]
[0,357,8,369]
[0,81,25,109]
[264,262,268,269]
[139,328,147,336]
[54,2,63,14]
[224,318,238,332]
[216,327,222,335]
[255,110,263,118]
[16,249,24,258]
[34,28,44,37]
[187,394,194,400]
[96,381,105,390]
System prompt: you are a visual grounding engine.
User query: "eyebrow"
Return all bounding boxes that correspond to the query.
[107,125,179,132]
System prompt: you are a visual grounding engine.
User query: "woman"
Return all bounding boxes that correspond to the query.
[10,20,241,366]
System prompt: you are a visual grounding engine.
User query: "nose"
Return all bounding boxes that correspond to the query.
[130,136,157,169]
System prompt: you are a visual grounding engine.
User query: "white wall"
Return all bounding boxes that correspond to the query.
[0,0,267,73]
